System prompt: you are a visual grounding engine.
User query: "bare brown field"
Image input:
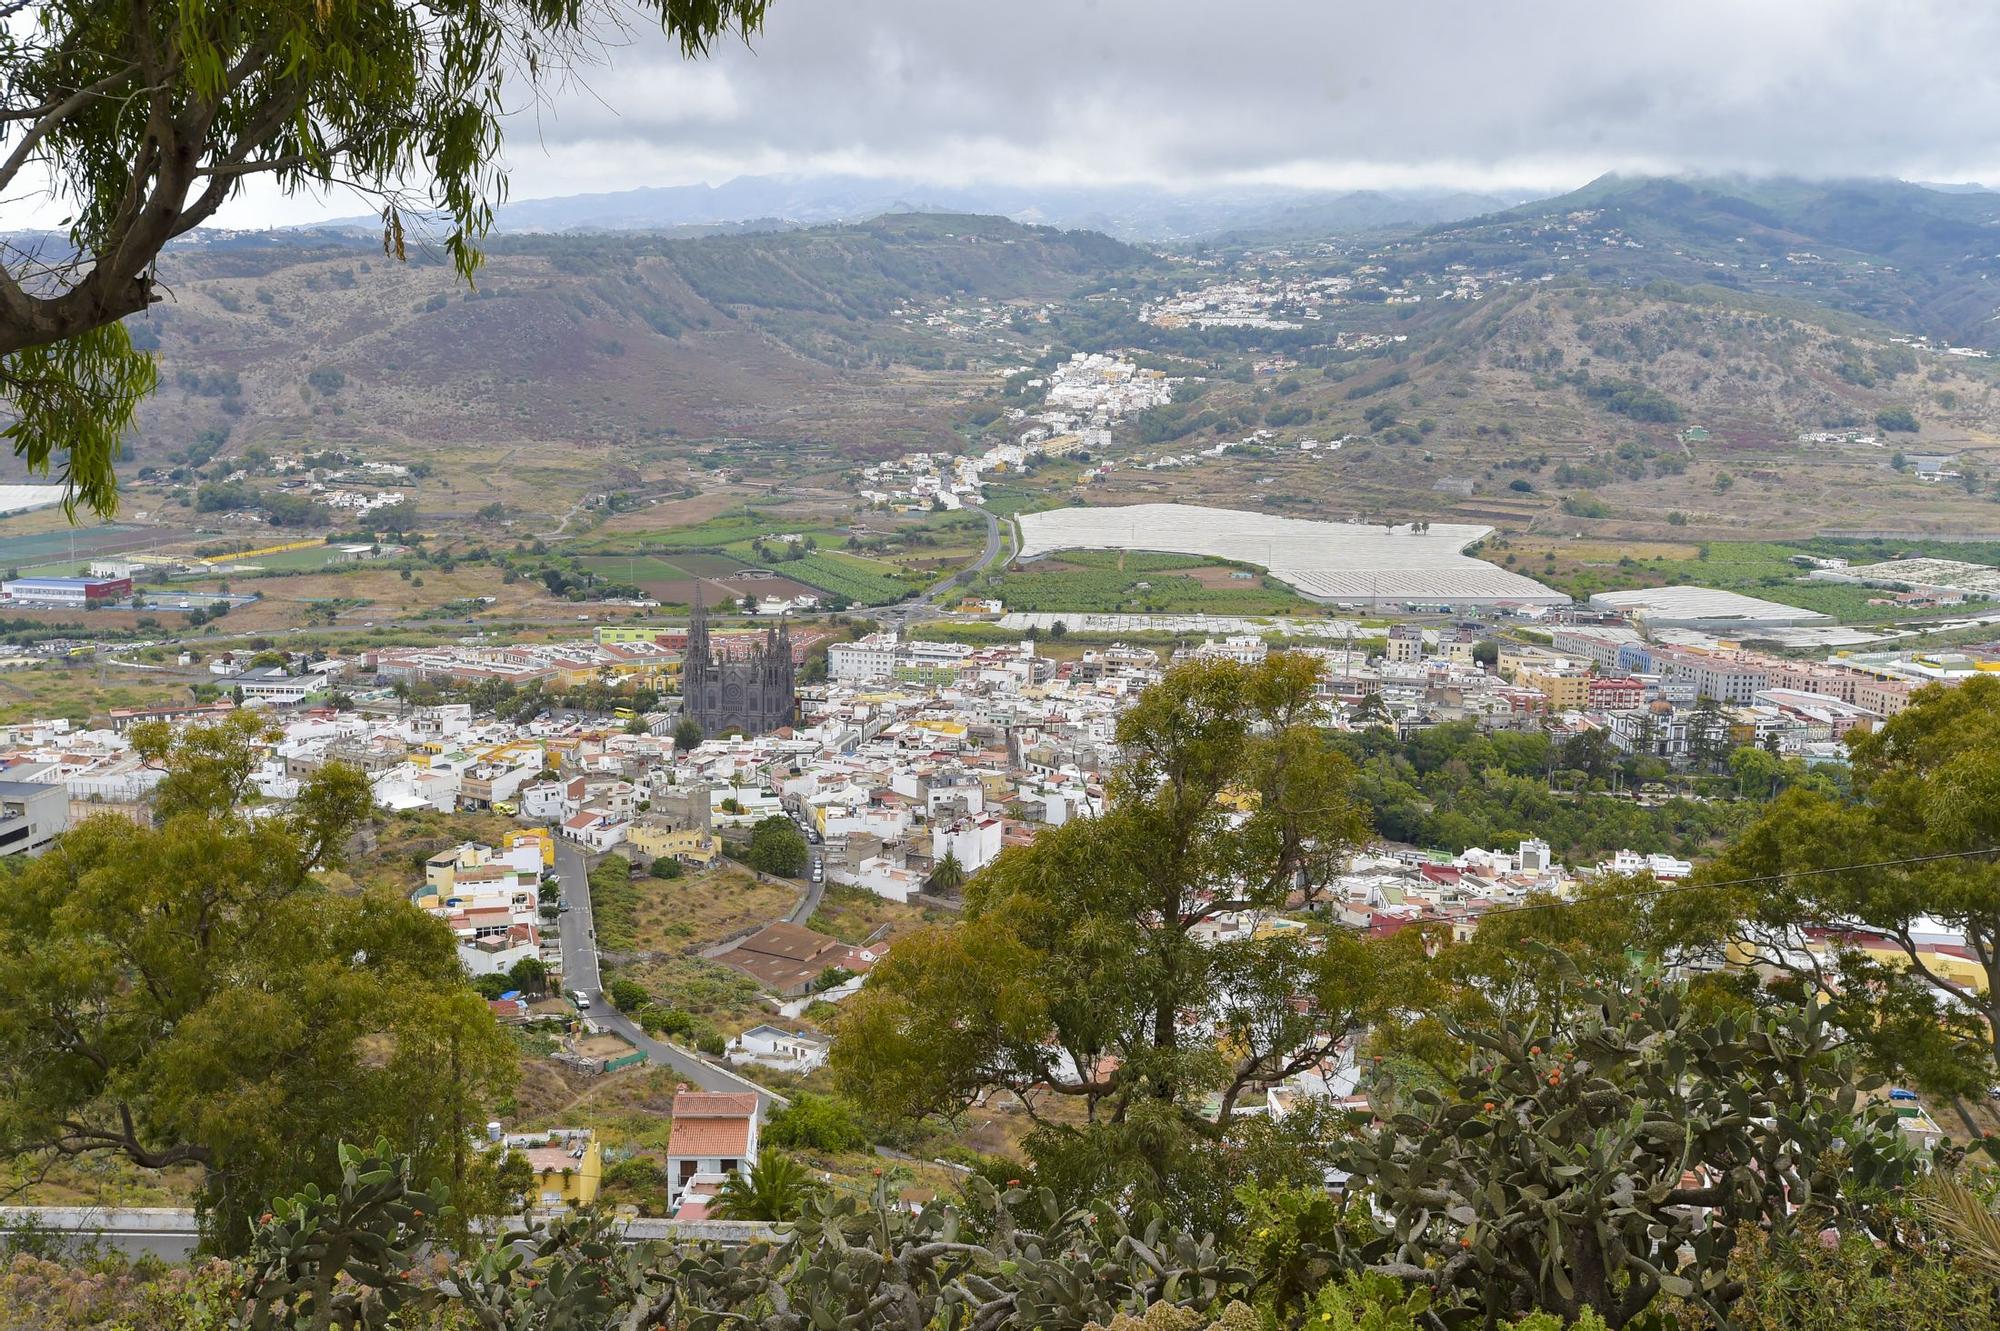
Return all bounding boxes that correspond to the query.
[598,486,762,534]
[627,867,796,954]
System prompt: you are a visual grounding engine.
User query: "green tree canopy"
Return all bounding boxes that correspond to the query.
[1666,675,2000,1095]
[927,848,967,894]
[0,712,515,1250]
[0,0,767,515]
[711,1147,819,1222]
[744,815,808,877]
[834,655,1411,1226]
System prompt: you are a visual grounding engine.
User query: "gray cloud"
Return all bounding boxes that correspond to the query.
[217,0,2000,225]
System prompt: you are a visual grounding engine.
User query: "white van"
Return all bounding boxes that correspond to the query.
[571,989,592,1010]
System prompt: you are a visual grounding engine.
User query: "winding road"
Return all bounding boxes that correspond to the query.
[881,503,1010,627]
[553,842,785,1112]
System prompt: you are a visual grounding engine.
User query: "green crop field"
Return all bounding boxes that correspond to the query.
[777,550,914,604]
[575,554,702,584]
[667,551,756,577]
[990,566,1315,615]
[1535,540,1991,624]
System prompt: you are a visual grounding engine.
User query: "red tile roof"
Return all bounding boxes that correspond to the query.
[669,1092,758,1158]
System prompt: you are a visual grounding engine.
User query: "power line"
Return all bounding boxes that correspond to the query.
[1471,845,2000,920]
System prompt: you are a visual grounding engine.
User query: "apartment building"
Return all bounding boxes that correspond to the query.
[1647,646,1768,703]
[0,778,67,856]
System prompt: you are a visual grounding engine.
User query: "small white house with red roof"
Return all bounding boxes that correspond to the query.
[559,809,629,853]
[667,1091,761,1207]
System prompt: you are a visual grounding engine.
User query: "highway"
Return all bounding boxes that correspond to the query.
[553,842,785,1112]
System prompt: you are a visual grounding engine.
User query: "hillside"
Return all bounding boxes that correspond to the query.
[372,174,1522,242]
[110,214,1151,472]
[25,180,2000,549]
[1406,175,2000,348]
[1053,279,2000,539]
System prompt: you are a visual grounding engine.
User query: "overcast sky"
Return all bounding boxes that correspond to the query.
[204,0,2000,227]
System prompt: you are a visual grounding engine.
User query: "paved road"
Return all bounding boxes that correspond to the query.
[553,842,785,1112]
[884,504,1008,625]
[0,1207,775,1260]
[0,1208,202,1260]
[554,840,603,995]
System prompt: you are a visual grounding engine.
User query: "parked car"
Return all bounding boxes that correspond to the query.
[1888,1087,1919,1102]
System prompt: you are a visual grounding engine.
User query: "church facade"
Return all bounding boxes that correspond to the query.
[681,588,797,737]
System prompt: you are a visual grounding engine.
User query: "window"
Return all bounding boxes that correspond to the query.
[720,1158,739,1173]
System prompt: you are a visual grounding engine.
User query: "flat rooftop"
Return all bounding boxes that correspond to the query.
[1586,586,1831,626]
[1015,504,1569,605]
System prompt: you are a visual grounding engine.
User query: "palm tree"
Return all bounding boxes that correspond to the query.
[1918,1173,2000,1278]
[712,1148,817,1222]
[928,849,967,895]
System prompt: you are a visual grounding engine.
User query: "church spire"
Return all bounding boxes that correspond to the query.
[688,580,710,668]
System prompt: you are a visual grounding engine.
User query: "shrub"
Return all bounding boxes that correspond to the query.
[1876,406,1919,433]
[638,1004,696,1039]
[605,977,650,1012]
[764,1093,867,1153]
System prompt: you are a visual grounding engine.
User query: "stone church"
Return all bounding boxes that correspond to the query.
[681,586,797,737]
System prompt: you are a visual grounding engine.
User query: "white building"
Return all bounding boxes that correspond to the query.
[932,815,1003,874]
[667,1092,761,1207]
[559,810,629,852]
[0,777,67,857]
[725,1023,831,1075]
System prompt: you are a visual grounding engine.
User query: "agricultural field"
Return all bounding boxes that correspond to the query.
[764,549,914,604]
[1488,536,2000,624]
[573,503,984,606]
[0,520,192,573]
[595,509,778,551]
[574,553,704,585]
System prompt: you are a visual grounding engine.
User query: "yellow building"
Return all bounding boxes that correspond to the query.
[1726,936,1988,995]
[1521,667,1590,712]
[595,626,671,645]
[628,822,722,867]
[517,1131,603,1209]
[424,842,495,893]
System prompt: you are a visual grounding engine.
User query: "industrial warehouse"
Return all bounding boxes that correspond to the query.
[0,575,134,608]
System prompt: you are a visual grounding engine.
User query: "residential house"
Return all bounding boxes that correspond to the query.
[724,1024,832,1075]
[931,814,1003,874]
[559,810,629,852]
[628,819,722,866]
[501,1128,602,1210]
[667,1093,761,1206]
